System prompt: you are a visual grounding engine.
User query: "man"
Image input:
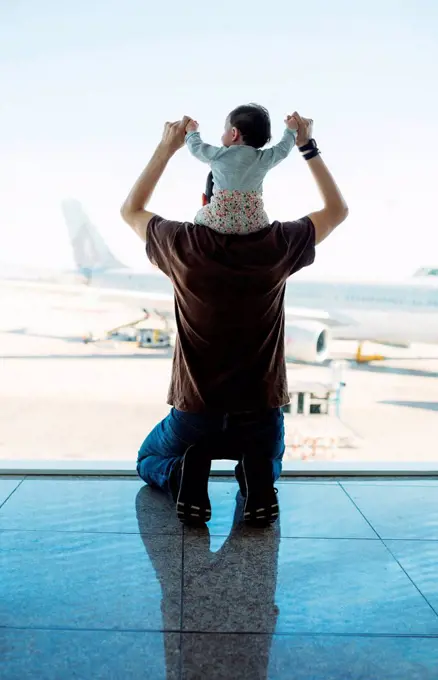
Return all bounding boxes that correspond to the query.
[121,113,348,527]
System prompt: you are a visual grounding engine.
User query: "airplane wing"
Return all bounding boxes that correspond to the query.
[1,279,175,315]
[285,306,358,327]
[89,287,174,309]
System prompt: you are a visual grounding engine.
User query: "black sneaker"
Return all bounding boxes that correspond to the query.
[176,443,212,525]
[242,454,279,526]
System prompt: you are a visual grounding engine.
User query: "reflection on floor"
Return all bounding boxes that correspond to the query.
[1,476,438,679]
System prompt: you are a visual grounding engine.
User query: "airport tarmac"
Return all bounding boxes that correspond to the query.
[1,284,437,465]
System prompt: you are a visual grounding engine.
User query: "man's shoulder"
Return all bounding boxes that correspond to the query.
[267,217,316,272]
[147,214,314,235]
[269,216,315,242]
[146,214,315,277]
[147,214,315,243]
[148,214,191,228]
[146,214,193,239]
[271,216,315,229]
[146,215,194,272]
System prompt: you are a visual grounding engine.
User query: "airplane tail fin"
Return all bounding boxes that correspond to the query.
[61,199,126,275]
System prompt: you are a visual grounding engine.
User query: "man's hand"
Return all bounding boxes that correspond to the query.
[159,116,191,156]
[293,112,314,147]
[186,119,199,133]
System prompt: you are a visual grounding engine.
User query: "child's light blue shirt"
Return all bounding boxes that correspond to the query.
[185,128,296,193]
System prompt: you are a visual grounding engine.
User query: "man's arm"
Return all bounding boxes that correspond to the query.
[306,155,349,244]
[185,131,222,164]
[120,118,190,242]
[259,128,296,169]
[294,113,348,245]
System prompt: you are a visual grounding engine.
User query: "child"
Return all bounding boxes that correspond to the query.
[185,104,298,235]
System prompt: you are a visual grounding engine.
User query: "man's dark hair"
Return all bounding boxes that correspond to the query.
[228,103,272,149]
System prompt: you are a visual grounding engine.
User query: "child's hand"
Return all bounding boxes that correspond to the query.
[186,119,199,133]
[285,114,298,131]
[293,113,314,147]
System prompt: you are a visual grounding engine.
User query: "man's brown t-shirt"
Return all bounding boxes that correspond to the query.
[146,216,315,412]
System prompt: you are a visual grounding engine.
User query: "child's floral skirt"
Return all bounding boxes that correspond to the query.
[194,190,269,234]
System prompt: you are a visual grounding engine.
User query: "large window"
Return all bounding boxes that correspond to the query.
[1,1,437,471]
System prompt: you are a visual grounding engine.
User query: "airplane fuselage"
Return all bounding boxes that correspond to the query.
[3,268,438,346]
[286,278,438,344]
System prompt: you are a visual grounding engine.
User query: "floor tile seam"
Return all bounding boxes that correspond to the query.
[184,534,385,542]
[0,528,182,536]
[178,629,438,638]
[337,482,383,540]
[0,625,181,633]
[4,529,437,542]
[0,530,394,541]
[3,625,438,639]
[0,477,27,512]
[180,529,185,633]
[380,538,438,620]
[178,557,184,680]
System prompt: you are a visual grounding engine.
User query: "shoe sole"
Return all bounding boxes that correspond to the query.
[242,455,279,526]
[176,443,212,525]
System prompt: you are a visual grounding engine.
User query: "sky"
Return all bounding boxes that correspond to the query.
[1,0,438,278]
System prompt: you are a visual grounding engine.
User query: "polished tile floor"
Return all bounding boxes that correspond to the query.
[1,475,438,679]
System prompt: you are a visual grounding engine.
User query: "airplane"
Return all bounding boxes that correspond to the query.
[2,199,438,363]
[283,275,438,362]
[413,266,438,278]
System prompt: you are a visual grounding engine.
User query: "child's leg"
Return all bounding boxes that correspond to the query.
[193,204,215,228]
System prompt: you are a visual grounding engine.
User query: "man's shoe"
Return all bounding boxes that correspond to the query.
[242,454,279,526]
[176,443,212,525]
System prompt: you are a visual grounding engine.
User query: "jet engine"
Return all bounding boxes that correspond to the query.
[284,321,330,363]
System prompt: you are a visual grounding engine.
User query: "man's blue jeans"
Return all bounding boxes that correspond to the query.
[137,407,285,492]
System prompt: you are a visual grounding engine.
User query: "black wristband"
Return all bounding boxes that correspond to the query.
[302,148,320,161]
[298,138,318,153]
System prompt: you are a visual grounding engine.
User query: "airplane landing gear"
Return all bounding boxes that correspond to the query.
[355,341,385,363]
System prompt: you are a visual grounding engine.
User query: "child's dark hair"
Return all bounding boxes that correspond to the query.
[228,103,272,149]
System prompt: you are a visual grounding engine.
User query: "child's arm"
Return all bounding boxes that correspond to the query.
[260,127,297,169]
[185,120,222,163]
